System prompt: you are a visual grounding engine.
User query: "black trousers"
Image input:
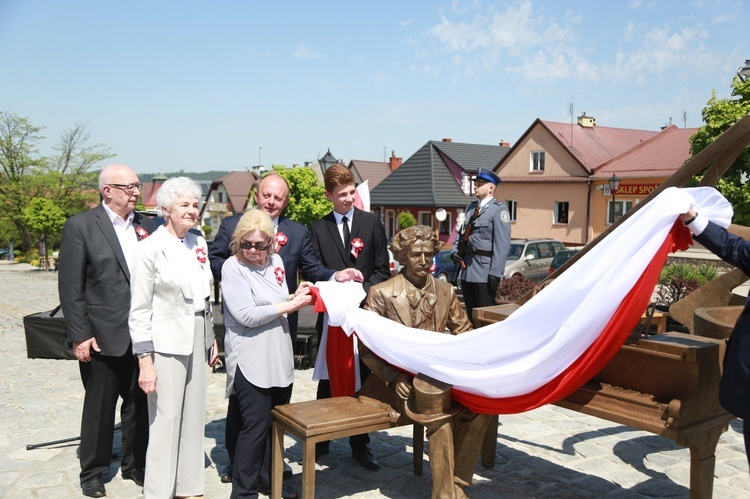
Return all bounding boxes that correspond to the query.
[78,350,148,483]
[225,393,241,466]
[231,368,292,499]
[461,280,496,327]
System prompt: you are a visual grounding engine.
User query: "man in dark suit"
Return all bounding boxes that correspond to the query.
[680,207,750,467]
[309,164,391,470]
[59,164,154,498]
[209,172,362,483]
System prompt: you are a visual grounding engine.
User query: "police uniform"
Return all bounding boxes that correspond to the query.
[452,168,512,325]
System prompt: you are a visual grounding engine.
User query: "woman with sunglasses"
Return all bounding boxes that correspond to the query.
[220,209,312,499]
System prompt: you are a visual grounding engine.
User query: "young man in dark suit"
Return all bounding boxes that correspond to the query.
[309,164,391,470]
[59,164,154,498]
[209,172,362,483]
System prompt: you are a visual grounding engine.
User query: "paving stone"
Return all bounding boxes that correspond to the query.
[1,266,748,497]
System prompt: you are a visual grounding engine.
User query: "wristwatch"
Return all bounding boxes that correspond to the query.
[136,352,152,359]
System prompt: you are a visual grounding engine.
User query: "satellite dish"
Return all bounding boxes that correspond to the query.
[435,208,447,222]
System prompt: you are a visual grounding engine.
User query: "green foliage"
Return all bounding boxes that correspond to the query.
[654,262,718,306]
[202,224,213,237]
[658,262,717,286]
[22,198,66,248]
[690,76,750,224]
[269,166,331,227]
[398,212,417,230]
[0,113,107,251]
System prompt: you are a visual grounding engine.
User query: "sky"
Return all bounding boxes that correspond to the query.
[1,0,747,174]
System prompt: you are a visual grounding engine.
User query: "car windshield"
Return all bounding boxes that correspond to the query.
[507,243,524,261]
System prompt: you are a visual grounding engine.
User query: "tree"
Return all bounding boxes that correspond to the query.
[0,112,45,249]
[269,166,331,227]
[22,198,66,258]
[690,75,750,224]
[398,212,417,230]
[44,122,111,217]
[0,113,112,251]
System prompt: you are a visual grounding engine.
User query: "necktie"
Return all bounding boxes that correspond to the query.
[342,216,351,250]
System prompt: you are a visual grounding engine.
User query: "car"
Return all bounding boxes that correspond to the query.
[430,249,460,285]
[504,238,566,283]
[548,248,580,275]
[0,248,11,260]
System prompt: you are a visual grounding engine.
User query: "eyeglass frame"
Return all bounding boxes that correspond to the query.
[107,183,143,193]
[239,239,272,251]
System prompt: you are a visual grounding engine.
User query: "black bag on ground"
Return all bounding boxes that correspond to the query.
[23,305,75,360]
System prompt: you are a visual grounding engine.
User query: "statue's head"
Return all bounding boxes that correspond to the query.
[390,226,443,281]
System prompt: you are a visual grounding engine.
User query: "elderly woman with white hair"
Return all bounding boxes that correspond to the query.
[129,176,219,498]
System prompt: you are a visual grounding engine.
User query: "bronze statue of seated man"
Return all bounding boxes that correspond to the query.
[359,225,490,499]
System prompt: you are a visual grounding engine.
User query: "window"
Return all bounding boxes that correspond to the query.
[608,200,633,225]
[554,201,569,224]
[419,211,432,228]
[385,209,396,237]
[217,192,224,203]
[506,200,517,222]
[438,212,452,235]
[461,172,472,195]
[531,151,545,172]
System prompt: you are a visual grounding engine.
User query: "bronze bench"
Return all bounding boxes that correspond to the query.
[271,396,424,499]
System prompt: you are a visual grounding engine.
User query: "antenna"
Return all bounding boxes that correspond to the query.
[568,97,574,148]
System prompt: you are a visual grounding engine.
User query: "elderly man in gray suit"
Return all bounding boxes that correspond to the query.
[59,164,155,498]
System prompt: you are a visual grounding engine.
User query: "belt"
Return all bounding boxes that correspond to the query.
[473,249,493,257]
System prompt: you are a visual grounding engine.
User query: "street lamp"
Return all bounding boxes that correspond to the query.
[608,173,620,224]
[737,59,750,82]
[319,148,338,173]
[258,146,263,167]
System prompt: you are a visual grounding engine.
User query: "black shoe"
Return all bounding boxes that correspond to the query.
[219,463,232,484]
[351,447,380,471]
[121,468,144,487]
[81,476,106,497]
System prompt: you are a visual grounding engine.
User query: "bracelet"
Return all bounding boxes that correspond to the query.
[684,213,698,226]
[136,352,152,359]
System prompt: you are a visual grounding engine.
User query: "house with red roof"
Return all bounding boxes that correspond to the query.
[348,152,402,191]
[199,171,259,239]
[494,114,697,244]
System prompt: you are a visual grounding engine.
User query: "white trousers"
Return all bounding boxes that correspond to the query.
[143,315,207,499]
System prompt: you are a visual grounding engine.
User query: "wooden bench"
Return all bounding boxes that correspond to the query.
[271,396,424,499]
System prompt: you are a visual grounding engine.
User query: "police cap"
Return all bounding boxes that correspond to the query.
[474,167,501,185]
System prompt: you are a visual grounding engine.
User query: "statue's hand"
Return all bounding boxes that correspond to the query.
[393,373,413,400]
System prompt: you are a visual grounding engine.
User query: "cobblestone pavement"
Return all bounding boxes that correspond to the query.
[1,263,748,498]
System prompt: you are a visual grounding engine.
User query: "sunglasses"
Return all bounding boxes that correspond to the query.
[239,240,271,251]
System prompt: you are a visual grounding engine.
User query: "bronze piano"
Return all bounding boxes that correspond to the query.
[474,305,733,499]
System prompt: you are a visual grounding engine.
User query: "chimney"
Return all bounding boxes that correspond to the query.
[577,113,596,128]
[389,151,403,171]
[499,140,510,147]
[442,138,452,143]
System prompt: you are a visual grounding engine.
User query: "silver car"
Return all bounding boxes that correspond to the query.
[504,238,566,283]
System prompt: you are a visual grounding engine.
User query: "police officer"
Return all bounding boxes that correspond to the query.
[451,168,511,325]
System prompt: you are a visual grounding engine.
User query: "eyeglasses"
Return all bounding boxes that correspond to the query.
[107,183,143,193]
[239,240,271,251]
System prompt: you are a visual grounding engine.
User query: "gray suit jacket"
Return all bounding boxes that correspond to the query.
[58,204,155,357]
